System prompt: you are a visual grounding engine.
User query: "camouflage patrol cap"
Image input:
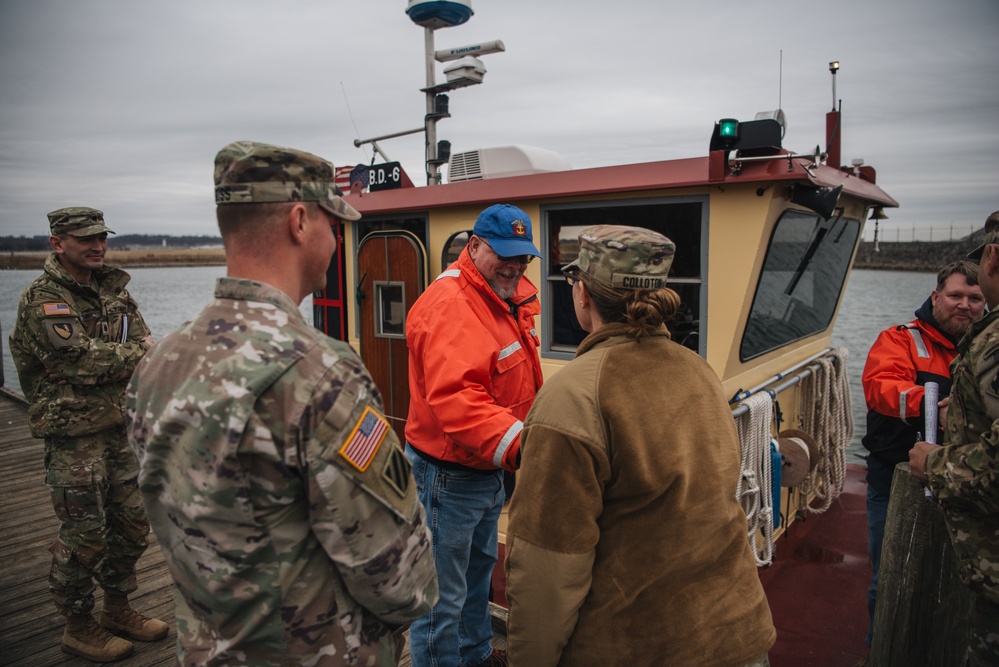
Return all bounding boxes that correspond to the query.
[47,207,116,237]
[967,210,999,260]
[563,224,675,289]
[214,140,361,221]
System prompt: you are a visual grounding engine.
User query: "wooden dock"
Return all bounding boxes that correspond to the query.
[0,389,177,666]
[0,389,505,666]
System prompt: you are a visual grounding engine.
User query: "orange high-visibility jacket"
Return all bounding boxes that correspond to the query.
[405,248,543,471]
[861,311,957,465]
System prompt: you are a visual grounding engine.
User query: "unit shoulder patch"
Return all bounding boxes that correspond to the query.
[382,445,411,498]
[52,322,74,340]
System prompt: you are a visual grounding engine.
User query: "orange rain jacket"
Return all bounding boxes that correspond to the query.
[861,301,958,465]
[405,247,543,471]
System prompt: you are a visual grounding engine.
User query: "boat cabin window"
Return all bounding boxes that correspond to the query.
[740,209,860,361]
[543,200,705,359]
[443,231,470,267]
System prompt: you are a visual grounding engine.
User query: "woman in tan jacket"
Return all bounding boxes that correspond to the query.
[505,225,775,667]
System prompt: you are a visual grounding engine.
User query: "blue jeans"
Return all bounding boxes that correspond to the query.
[865,455,894,647]
[406,444,505,667]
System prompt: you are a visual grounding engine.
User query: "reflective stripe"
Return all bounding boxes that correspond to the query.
[493,420,523,467]
[530,328,537,337]
[907,328,930,359]
[436,269,461,281]
[900,329,927,425]
[498,341,522,361]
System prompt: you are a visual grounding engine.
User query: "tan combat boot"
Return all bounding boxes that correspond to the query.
[62,613,134,662]
[100,591,170,642]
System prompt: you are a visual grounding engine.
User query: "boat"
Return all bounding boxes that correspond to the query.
[301,6,899,664]
[302,22,897,663]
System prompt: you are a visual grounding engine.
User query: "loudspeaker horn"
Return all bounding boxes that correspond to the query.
[789,184,843,220]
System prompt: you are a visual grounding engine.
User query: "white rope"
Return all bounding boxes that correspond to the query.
[734,391,775,566]
[798,348,854,515]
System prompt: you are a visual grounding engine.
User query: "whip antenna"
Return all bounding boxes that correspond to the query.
[340,82,371,163]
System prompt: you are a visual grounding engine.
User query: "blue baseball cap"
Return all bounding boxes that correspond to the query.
[472,204,543,259]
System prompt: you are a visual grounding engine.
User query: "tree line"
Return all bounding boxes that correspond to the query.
[0,234,223,252]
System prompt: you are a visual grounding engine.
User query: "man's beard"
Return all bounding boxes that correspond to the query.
[937,312,973,339]
[489,278,516,302]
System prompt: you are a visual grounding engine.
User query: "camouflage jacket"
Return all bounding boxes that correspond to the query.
[126,278,438,667]
[931,308,999,604]
[9,254,150,438]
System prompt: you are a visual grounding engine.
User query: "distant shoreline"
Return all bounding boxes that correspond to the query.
[0,240,966,273]
[0,247,226,270]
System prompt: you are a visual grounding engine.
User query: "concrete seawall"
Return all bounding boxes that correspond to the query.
[854,240,979,272]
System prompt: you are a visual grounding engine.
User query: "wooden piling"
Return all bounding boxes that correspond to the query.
[870,463,972,666]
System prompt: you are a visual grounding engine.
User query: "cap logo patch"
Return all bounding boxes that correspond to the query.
[339,406,389,472]
[43,303,71,317]
[511,220,527,236]
[382,446,412,497]
[52,323,73,340]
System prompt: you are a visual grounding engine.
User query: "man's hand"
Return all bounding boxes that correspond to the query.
[909,441,942,482]
[141,335,155,350]
[937,397,950,432]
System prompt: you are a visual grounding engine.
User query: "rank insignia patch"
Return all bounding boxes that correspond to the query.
[382,446,411,497]
[53,323,73,340]
[339,406,389,472]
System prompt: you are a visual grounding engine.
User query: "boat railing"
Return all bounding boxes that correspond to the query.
[728,346,853,558]
[729,347,833,417]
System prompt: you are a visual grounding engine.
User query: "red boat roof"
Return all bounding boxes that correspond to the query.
[343,153,899,216]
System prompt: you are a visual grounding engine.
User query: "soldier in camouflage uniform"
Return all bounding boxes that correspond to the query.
[126,141,438,666]
[910,211,999,666]
[9,207,169,662]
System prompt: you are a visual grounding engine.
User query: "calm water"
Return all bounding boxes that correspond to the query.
[0,265,314,394]
[1,266,937,464]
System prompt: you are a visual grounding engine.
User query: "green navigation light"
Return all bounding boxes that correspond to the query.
[718,119,739,138]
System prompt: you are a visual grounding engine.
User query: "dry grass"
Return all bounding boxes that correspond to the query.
[0,247,227,271]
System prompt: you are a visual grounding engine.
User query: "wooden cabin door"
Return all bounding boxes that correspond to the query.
[356,231,426,443]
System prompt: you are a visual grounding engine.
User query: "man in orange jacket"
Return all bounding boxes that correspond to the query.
[405,204,544,667]
[861,259,984,647]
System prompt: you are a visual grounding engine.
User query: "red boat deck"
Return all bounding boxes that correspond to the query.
[492,463,872,666]
[759,462,871,666]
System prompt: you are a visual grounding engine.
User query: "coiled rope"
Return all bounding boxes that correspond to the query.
[798,348,854,515]
[734,391,775,566]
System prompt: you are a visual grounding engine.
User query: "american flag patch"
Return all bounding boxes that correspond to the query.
[43,303,71,316]
[339,406,389,472]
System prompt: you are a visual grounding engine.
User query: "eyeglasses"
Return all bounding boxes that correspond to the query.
[481,239,534,265]
[561,269,579,286]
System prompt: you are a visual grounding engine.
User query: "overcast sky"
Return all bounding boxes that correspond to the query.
[1,0,996,239]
